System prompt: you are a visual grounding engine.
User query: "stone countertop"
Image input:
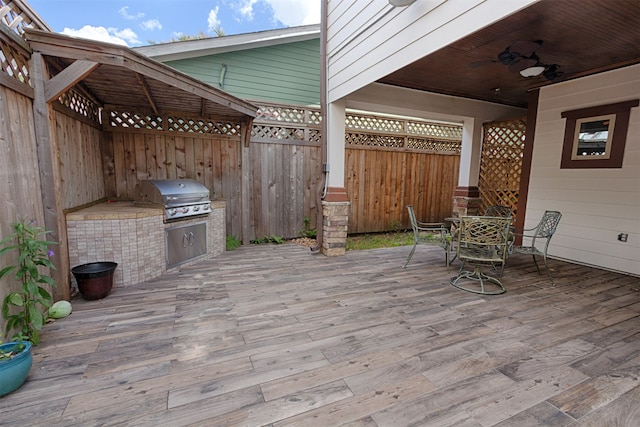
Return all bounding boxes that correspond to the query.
[66,200,226,221]
[66,201,163,220]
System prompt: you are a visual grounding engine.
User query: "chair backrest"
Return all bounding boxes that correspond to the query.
[458,216,512,248]
[457,216,510,264]
[534,210,562,238]
[484,205,513,218]
[406,205,448,244]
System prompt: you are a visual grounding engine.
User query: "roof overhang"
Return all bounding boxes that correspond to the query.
[134,24,321,62]
[24,29,258,120]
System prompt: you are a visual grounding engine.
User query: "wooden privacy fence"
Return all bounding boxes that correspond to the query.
[251,104,463,235]
[101,102,462,240]
[345,113,462,233]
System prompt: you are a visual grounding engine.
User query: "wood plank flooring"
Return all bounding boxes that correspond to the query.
[1,243,639,426]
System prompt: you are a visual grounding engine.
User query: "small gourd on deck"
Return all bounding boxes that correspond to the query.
[48,300,72,319]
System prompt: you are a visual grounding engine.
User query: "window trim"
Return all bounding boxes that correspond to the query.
[560,100,638,169]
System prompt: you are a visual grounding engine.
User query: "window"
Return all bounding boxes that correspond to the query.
[560,100,638,169]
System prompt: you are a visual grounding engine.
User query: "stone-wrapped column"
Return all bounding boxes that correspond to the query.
[452,186,481,217]
[321,187,350,256]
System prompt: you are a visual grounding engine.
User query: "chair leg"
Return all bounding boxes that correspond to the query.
[532,254,541,275]
[404,244,417,268]
[449,265,506,295]
[543,253,556,285]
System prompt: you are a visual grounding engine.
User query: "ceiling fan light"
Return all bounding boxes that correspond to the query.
[389,0,417,6]
[520,65,546,77]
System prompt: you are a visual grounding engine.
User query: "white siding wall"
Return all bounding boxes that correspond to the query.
[326,0,537,103]
[530,65,640,275]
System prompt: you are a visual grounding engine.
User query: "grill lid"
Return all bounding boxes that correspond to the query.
[134,179,211,221]
[135,179,209,207]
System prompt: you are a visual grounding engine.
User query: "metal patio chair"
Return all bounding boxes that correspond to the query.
[510,210,562,284]
[404,205,453,267]
[485,205,515,251]
[484,205,513,218]
[449,215,512,295]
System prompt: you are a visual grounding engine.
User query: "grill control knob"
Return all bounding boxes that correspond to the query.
[193,205,200,212]
[169,208,177,216]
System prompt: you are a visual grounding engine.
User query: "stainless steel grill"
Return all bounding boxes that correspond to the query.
[134,179,211,222]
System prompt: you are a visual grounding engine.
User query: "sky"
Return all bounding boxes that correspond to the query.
[27,0,320,47]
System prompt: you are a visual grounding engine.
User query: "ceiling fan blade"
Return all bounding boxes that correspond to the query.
[509,40,543,57]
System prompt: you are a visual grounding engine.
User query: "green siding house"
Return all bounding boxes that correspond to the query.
[135,25,320,106]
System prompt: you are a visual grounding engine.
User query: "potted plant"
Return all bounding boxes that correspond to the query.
[0,339,32,396]
[0,219,57,395]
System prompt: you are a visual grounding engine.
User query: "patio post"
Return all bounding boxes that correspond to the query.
[321,100,350,256]
[453,117,483,216]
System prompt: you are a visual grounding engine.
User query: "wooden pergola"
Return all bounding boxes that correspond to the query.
[22,29,257,299]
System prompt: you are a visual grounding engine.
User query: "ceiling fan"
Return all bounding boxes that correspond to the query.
[470,40,563,81]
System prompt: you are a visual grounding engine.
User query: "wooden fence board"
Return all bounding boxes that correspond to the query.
[345,147,459,233]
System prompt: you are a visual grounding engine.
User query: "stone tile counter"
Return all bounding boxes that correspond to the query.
[66,200,226,289]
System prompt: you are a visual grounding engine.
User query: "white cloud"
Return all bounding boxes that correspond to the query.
[237,0,259,21]
[111,28,142,45]
[208,7,222,32]
[141,19,162,31]
[265,0,320,26]
[61,25,141,47]
[235,0,319,26]
[118,6,144,20]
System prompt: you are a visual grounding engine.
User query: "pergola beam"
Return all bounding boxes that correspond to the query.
[135,72,159,115]
[44,59,99,103]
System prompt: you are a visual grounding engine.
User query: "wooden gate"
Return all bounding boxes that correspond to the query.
[479,118,526,220]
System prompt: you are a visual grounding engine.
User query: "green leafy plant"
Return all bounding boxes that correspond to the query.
[250,235,285,245]
[226,235,241,251]
[0,219,57,345]
[297,216,317,239]
[0,340,26,361]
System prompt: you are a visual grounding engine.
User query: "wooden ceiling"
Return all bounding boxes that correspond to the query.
[24,29,257,121]
[378,0,640,108]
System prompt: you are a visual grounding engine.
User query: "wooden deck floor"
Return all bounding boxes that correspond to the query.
[2,243,639,426]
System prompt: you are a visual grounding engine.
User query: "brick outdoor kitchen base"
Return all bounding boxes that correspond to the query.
[66,200,225,289]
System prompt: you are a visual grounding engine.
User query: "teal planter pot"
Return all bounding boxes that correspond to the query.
[0,341,32,396]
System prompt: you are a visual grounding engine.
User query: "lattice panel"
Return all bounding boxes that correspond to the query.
[252,125,306,140]
[256,105,308,123]
[59,90,101,123]
[167,117,240,135]
[479,119,526,219]
[407,122,462,140]
[407,138,461,153]
[0,37,30,85]
[345,132,404,148]
[346,114,404,133]
[308,129,321,144]
[252,102,461,151]
[108,111,163,130]
[308,110,322,125]
[0,0,44,35]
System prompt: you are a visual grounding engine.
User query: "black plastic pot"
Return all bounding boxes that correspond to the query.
[71,262,118,300]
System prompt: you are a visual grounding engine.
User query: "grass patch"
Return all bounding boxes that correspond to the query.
[346,231,413,251]
[226,235,241,251]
